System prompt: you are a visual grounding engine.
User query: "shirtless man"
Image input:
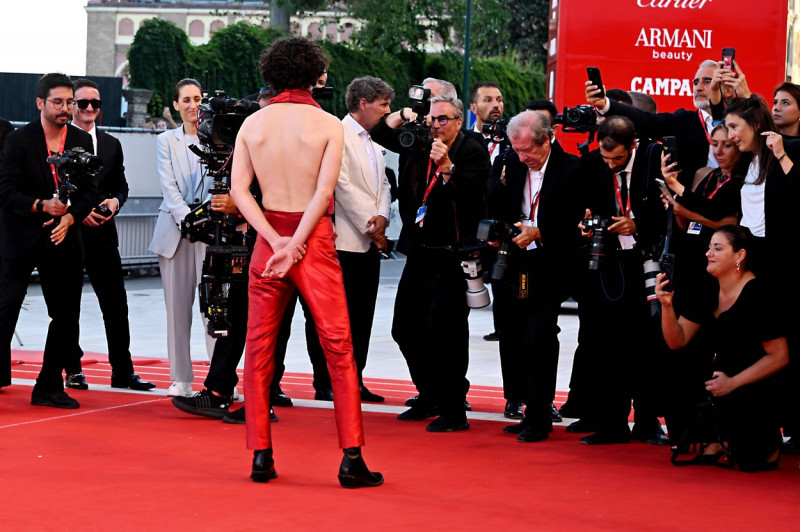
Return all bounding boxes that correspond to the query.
[230,37,383,488]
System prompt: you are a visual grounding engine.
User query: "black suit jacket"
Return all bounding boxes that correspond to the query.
[82,129,128,248]
[371,120,489,254]
[580,141,667,256]
[605,99,723,188]
[0,120,96,259]
[488,141,584,299]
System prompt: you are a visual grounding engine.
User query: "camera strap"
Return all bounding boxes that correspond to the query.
[46,127,67,188]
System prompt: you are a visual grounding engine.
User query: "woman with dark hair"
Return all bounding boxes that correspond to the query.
[656,225,789,471]
[772,82,800,139]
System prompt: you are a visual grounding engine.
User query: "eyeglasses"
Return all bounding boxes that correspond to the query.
[45,98,76,110]
[431,115,458,126]
[76,99,102,110]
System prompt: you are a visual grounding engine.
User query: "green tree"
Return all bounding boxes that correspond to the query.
[127,18,193,117]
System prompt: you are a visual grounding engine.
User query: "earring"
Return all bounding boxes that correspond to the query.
[736,262,741,272]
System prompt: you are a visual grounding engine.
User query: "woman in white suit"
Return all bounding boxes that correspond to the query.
[149,78,217,396]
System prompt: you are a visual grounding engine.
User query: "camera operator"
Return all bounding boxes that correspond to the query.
[0,73,97,406]
[148,78,219,397]
[64,78,155,392]
[571,116,669,445]
[470,81,507,163]
[487,110,583,442]
[370,95,489,432]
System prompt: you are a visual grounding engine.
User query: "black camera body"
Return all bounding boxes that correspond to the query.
[199,245,250,338]
[476,219,522,282]
[482,118,509,145]
[554,105,598,134]
[396,85,432,151]
[46,147,103,207]
[582,216,611,270]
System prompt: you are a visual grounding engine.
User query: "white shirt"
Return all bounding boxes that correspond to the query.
[699,109,719,169]
[521,152,551,250]
[474,123,500,164]
[740,157,766,237]
[615,149,637,250]
[345,114,380,191]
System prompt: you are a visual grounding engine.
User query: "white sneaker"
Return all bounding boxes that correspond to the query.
[167,382,193,397]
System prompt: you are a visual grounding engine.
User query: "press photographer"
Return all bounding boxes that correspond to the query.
[485,110,584,443]
[370,93,489,432]
[0,73,97,407]
[566,116,670,446]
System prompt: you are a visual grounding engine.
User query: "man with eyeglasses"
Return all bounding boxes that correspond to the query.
[371,95,489,432]
[64,78,155,392]
[0,73,97,407]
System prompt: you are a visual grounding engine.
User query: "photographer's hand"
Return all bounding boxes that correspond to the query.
[578,208,593,237]
[609,216,636,236]
[43,197,68,217]
[585,81,607,109]
[660,152,683,195]
[705,371,734,397]
[655,273,674,307]
[83,199,118,227]
[430,139,453,181]
[512,222,540,248]
[49,213,74,245]
[211,193,238,215]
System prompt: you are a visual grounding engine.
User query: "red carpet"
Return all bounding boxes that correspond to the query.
[4,352,799,530]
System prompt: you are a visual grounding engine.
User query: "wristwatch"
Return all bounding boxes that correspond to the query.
[36,199,44,213]
[441,164,455,175]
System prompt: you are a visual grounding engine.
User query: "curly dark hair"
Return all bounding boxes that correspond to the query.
[259,37,328,93]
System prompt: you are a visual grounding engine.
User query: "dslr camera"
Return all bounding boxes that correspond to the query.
[582,215,611,270]
[396,85,432,151]
[553,105,597,134]
[46,147,103,206]
[459,243,491,308]
[482,118,509,145]
[476,219,522,282]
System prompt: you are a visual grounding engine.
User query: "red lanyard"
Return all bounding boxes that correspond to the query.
[487,141,498,156]
[422,159,441,204]
[527,171,542,222]
[704,170,730,199]
[46,127,67,188]
[697,110,713,145]
[613,173,631,217]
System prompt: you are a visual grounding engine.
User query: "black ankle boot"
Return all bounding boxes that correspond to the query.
[338,447,384,488]
[251,449,278,483]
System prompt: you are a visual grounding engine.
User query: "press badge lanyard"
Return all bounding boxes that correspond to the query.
[526,173,542,223]
[704,170,731,199]
[46,127,68,188]
[415,159,441,227]
[697,110,713,145]
[613,173,631,217]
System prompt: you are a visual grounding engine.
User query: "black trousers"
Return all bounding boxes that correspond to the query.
[338,248,380,383]
[392,248,469,419]
[491,279,526,402]
[73,226,134,376]
[204,278,248,397]
[0,233,83,391]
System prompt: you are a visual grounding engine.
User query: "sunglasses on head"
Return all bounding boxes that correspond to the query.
[76,99,102,110]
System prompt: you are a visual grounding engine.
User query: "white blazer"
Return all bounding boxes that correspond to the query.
[334,114,392,253]
[148,127,211,258]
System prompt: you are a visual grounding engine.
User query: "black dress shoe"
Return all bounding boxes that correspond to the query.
[503,422,525,434]
[338,447,384,488]
[465,400,472,412]
[251,449,278,482]
[111,373,156,391]
[360,386,385,403]
[566,419,597,433]
[557,401,579,419]
[782,437,800,455]
[504,401,524,419]
[397,404,437,421]
[580,430,631,445]
[314,388,334,401]
[31,389,79,409]
[426,416,469,432]
[631,424,670,446]
[483,332,500,341]
[172,389,231,419]
[550,403,562,422]
[65,373,88,390]
[223,405,278,424]
[405,395,419,406]
[270,387,293,407]
[517,425,550,443]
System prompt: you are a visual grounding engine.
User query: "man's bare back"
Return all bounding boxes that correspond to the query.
[230,99,344,278]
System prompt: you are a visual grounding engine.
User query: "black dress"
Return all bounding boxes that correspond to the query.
[691,278,784,470]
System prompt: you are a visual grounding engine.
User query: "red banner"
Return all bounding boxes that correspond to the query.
[547,0,788,152]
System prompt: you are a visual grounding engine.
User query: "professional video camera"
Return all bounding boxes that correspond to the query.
[582,215,611,270]
[46,147,102,210]
[182,87,259,338]
[396,85,432,151]
[311,86,334,100]
[482,118,509,145]
[476,219,522,282]
[554,105,598,156]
